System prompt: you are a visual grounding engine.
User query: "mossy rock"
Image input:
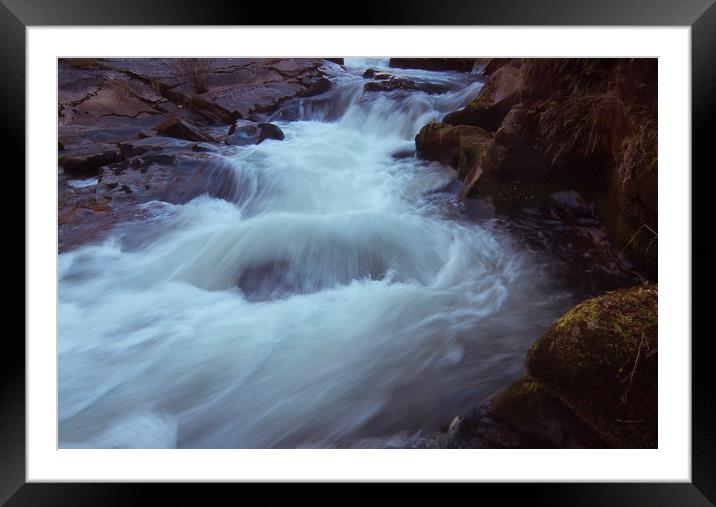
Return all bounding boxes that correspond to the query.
[526,285,658,448]
[415,123,493,179]
[489,375,607,448]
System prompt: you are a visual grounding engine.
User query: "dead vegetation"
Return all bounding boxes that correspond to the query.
[166,58,216,94]
[522,59,657,173]
[63,58,103,69]
[103,77,134,98]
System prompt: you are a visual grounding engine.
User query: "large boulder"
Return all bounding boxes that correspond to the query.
[389,58,476,72]
[443,65,525,131]
[526,285,658,448]
[463,105,552,208]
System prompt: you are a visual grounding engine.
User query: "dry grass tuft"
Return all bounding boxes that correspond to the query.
[103,77,134,98]
[536,92,625,165]
[167,58,216,94]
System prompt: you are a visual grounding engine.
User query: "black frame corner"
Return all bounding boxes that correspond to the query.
[4,0,714,504]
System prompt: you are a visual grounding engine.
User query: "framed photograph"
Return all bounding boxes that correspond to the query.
[5,0,714,503]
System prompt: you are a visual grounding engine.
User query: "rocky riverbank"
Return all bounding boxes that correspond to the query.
[410,58,658,449]
[58,57,340,251]
[436,284,657,448]
[414,58,658,280]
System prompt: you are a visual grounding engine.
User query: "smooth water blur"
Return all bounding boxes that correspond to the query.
[59,59,572,448]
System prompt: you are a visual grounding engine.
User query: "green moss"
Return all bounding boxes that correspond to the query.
[526,285,657,448]
[490,376,550,422]
[415,123,492,174]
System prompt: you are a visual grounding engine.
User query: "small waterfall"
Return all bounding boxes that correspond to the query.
[59,59,573,448]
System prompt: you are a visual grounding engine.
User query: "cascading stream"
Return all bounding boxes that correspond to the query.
[59,59,574,448]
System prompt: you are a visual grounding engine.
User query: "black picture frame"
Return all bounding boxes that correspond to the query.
[3,0,714,504]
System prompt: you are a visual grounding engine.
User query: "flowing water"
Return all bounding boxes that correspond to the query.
[59,59,586,448]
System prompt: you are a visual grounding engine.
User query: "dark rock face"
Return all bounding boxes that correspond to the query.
[415,58,658,280]
[389,58,476,72]
[59,58,332,135]
[257,123,285,141]
[225,121,285,146]
[416,123,491,175]
[362,69,391,80]
[438,377,606,448]
[201,59,332,119]
[363,77,448,95]
[443,66,524,131]
[415,123,494,200]
[155,117,215,142]
[59,147,121,177]
[527,285,658,448]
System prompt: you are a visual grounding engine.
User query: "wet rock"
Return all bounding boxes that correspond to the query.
[325,58,344,65]
[235,259,295,301]
[154,117,215,143]
[422,104,549,210]
[362,69,391,80]
[119,135,192,157]
[192,143,214,152]
[59,147,122,177]
[547,190,597,223]
[443,65,524,131]
[57,57,329,133]
[439,376,606,448]
[257,122,285,141]
[363,77,448,95]
[487,376,606,447]
[389,58,476,72]
[201,59,331,119]
[225,121,285,146]
[391,149,415,160]
[298,76,332,97]
[526,285,658,448]
[415,123,493,188]
[463,105,551,207]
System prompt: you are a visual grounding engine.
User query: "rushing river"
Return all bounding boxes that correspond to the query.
[59,59,585,448]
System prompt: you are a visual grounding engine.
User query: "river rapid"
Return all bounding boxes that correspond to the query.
[59,59,589,448]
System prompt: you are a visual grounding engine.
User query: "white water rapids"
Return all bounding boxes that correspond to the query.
[59,59,573,448]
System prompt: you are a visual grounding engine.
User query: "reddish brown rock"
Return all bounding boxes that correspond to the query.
[154,117,215,143]
[59,147,122,177]
[443,65,525,131]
